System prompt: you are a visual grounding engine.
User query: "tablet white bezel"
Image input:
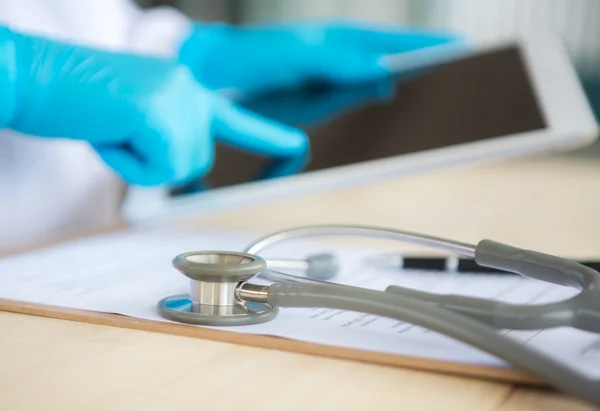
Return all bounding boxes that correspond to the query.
[124,31,599,223]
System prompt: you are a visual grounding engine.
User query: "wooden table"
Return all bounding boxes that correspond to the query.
[2,153,600,411]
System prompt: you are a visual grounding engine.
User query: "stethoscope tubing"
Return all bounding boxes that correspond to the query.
[265,280,600,406]
[237,224,600,406]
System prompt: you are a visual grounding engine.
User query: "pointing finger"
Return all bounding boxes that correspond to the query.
[212,96,309,157]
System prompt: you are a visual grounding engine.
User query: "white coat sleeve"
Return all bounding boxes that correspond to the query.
[117,0,195,58]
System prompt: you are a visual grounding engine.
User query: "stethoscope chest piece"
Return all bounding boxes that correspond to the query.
[158,251,278,326]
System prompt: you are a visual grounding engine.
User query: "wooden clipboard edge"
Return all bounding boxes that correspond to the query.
[0,297,543,386]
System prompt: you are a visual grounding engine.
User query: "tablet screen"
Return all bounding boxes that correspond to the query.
[170,44,546,196]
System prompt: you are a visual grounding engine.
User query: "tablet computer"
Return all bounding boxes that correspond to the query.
[125,32,599,222]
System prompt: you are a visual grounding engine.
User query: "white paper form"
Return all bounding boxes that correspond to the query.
[0,227,599,377]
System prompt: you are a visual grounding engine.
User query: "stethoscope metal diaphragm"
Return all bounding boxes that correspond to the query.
[158,251,278,326]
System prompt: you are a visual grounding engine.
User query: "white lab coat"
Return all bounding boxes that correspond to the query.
[0,0,191,249]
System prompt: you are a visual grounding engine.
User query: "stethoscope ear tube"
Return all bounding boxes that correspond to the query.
[474,239,600,332]
[475,239,598,290]
[258,281,600,407]
[386,239,600,333]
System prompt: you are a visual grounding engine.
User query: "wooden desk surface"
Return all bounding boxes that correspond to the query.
[2,154,600,411]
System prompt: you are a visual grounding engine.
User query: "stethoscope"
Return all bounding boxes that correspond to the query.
[156,224,600,407]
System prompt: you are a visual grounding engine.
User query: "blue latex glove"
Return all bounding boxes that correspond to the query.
[0,26,308,187]
[238,76,396,128]
[178,21,464,95]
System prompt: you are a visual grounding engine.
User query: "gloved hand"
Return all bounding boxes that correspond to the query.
[178,21,464,95]
[238,76,396,128]
[0,26,308,187]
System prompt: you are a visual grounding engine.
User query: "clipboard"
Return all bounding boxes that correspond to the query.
[0,221,545,387]
[0,297,541,385]
[0,222,566,388]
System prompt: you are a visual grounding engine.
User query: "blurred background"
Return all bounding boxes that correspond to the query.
[135,0,600,155]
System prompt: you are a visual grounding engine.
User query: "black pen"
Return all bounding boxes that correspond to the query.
[365,253,600,275]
